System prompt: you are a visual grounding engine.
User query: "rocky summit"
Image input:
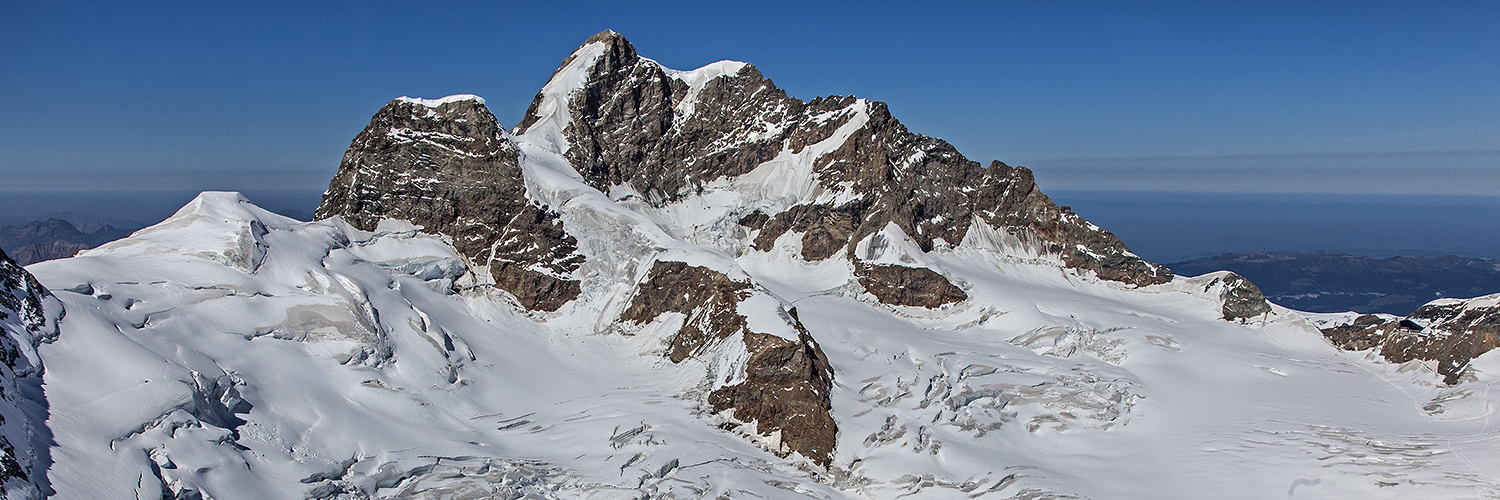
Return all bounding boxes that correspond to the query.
[315,95,583,312]
[317,31,1175,466]
[17,31,1500,500]
[517,31,1170,298]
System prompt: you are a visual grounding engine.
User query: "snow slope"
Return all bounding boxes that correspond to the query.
[22,31,1500,500]
[31,193,841,499]
[23,190,1500,499]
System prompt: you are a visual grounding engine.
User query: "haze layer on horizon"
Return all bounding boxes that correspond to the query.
[3,1,1497,262]
[3,1,1497,187]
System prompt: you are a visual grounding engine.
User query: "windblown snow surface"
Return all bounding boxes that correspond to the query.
[27,188,1500,499]
[23,54,1500,499]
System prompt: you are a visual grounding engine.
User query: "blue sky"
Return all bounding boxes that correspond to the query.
[2,0,1496,195]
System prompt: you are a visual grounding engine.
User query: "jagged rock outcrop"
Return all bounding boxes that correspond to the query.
[1321,294,1500,384]
[515,31,844,202]
[624,261,753,363]
[0,247,60,498]
[315,96,583,311]
[317,84,838,464]
[1215,273,1274,321]
[623,261,835,465]
[856,264,968,308]
[708,328,836,467]
[314,30,1191,471]
[517,30,1170,309]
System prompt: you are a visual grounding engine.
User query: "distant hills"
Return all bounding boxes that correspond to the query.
[1168,251,1500,315]
[0,219,135,265]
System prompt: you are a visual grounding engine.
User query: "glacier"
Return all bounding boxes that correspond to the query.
[24,192,1500,499]
[12,30,1500,500]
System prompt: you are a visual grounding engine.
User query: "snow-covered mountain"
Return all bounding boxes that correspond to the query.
[20,30,1500,499]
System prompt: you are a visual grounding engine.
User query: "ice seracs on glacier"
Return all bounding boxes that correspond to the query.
[17,30,1500,499]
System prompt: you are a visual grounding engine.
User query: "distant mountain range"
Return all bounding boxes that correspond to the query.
[1169,251,1500,315]
[0,219,135,265]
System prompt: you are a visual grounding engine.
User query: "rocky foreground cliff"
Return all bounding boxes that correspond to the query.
[0,248,60,499]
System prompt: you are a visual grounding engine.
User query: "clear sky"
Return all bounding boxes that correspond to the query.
[3,0,1497,194]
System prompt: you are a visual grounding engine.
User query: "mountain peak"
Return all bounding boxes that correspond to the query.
[582,29,627,46]
[569,29,638,74]
[394,94,486,108]
[511,31,1170,288]
[28,33,1500,499]
[172,191,255,220]
[513,30,644,144]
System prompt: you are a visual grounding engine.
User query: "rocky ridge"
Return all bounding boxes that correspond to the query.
[13,30,1500,500]
[316,31,1244,471]
[515,30,1170,308]
[0,247,60,499]
[1214,272,1275,322]
[315,96,583,312]
[623,261,836,462]
[317,91,837,463]
[1320,294,1500,384]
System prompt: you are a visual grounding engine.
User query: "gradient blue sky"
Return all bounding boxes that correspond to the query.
[3,0,1497,195]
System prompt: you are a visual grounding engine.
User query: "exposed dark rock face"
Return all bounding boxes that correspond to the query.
[525,31,1169,308]
[314,29,1183,471]
[0,247,57,498]
[708,330,836,467]
[623,261,836,466]
[856,264,968,308]
[517,32,857,205]
[0,219,133,265]
[315,97,583,311]
[1213,273,1273,321]
[0,247,53,347]
[750,203,865,262]
[623,261,752,363]
[1321,296,1500,384]
[1322,314,1391,351]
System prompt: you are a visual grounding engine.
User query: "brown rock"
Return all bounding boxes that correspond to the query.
[522,32,1169,296]
[622,260,751,363]
[1322,314,1391,351]
[708,331,836,467]
[315,97,584,312]
[751,203,867,262]
[1320,298,1500,384]
[516,31,847,204]
[1216,273,1274,321]
[622,260,836,466]
[856,264,968,309]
